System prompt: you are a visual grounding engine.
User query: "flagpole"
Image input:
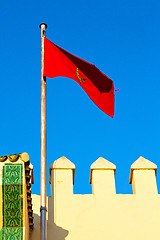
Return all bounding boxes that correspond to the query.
[40,22,47,240]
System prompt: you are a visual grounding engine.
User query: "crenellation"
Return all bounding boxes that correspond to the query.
[49,156,158,197]
[129,156,158,194]
[44,155,160,240]
[90,157,116,195]
[49,157,75,197]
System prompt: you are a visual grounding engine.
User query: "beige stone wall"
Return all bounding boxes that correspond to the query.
[31,156,160,240]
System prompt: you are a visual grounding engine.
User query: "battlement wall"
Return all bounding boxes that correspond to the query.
[31,155,160,240]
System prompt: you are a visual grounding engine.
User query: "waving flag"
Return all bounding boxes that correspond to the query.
[43,37,114,117]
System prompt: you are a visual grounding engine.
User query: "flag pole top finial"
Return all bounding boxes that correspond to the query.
[39,23,48,29]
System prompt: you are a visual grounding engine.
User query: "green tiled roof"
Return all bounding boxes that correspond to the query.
[0,152,29,162]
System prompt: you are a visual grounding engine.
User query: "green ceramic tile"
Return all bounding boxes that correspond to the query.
[2,164,23,185]
[0,227,23,240]
[0,163,23,239]
[3,185,23,227]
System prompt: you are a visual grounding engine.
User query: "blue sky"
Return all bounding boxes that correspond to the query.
[0,0,160,195]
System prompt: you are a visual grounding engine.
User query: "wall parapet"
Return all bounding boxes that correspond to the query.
[49,155,158,196]
[1,154,159,240]
[129,156,158,194]
[90,157,116,195]
[43,155,160,240]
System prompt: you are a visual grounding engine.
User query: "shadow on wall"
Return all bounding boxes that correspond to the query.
[48,196,69,240]
[47,219,69,240]
[30,198,68,240]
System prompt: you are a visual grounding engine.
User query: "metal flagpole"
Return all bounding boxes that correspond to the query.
[39,22,47,240]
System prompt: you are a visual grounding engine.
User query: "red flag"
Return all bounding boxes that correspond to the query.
[43,37,114,117]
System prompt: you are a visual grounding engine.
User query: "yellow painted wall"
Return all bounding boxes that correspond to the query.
[31,156,160,240]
